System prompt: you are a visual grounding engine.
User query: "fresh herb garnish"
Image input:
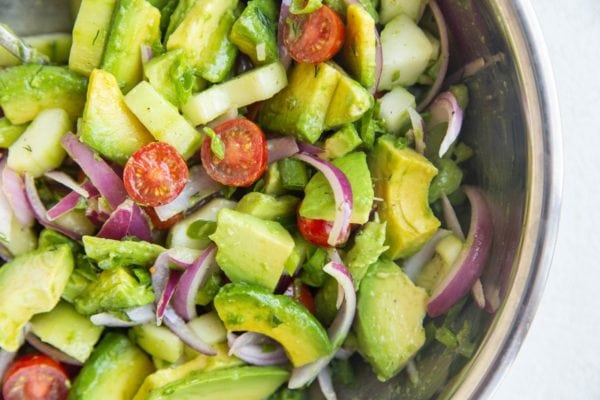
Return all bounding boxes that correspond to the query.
[203,127,225,160]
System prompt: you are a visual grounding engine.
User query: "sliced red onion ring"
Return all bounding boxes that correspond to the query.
[163,307,216,355]
[471,278,486,309]
[289,260,356,389]
[403,229,451,281]
[85,197,111,226]
[297,141,324,155]
[427,91,464,158]
[408,108,426,154]
[0,349,16,381]
[318,366,337,400]
[25,333,82,366]
[90,305,155,327]
[267,137,300,164]
[141,44,154,64]
[227,332,288,366]
[372,27,383,95]
[427,186,493,317]
[441,193,465,240]
[129,203,152,242]
[293,153,353,247]
[154,165,221,222]
[61,133,127,209]
[44,171,90,198]
[277,0,293,69]
[172,245,217,321]
[23,173,82,240]
[1,167,34,227]
[98,200,152,242]
[47,181,98,221]
[417,0,450,111]
[156,270,182,325]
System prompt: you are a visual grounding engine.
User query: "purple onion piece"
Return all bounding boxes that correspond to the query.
[296,141,324,155]
[25,333,82,366]
[85,197,111,226]
[128,203,153,242]
[156,270,182,325]
[277,0,293,69]
[97,200,133,240]
[417,0,450,111]
[403,229,451,281]
[227,332,289,366]
[154,165,221,222]
[47,181,98,221]
[427,186,493,317]
[44,171,90,198]
[90,305,155,327]
[317,366,337,400]
[1,166,34,227]
[441,193,465,240]
[140,44,154,64]
[163,308,216,355]
[427,91,464,158]
[172,245,217,321]
[293,153,353,247]
[267,137,300,164]
[23,173,82,240]
[61,133,127,209]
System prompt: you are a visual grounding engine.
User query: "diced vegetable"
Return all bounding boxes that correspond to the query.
[230,0,279,65]
[378,86,416,134]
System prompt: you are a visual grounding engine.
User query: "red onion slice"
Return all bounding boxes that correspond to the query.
[408,108,426,154]
[289,260,356,389]
[441,193,465,240]
[156,270,182,325]
[267,137,300,164]
[417,0,450,111]
[427,91,464,158]
[61,133,127,209]
[227,332,288,366]
[90,305,155,327]
[172,245,217,321]
[23,173,82,240]
[25,333,82,366]
[318,366,337,400]
[297,141,324,156]
[99,199,152,242]
[154,165,221,222]
[141,44,154,64]
[163,307,216,355]
[1,167,34,227]
[427,186,493,317]
[128,203,152,242]
[471,278,486,309]
[85,197,111,226]
[293,153,353,247]
[277,0,293,69]
[403,229,451,281]
[44,171,90,198]
[47,181,98,221]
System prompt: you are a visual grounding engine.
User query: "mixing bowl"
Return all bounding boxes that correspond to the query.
[0,0,562,398]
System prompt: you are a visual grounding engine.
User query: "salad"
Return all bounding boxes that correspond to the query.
[0,0,495,399]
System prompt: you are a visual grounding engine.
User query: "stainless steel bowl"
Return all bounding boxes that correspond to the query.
[0,0,562,398]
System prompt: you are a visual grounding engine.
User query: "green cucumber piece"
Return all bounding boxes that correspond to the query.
[130,324,184,363]
[0,117,27,148]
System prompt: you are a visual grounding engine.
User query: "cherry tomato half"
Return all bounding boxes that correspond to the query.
[284,279,316,314]
[142,206,184,230]
[124,142,189,207]
[201,118,267,187]
[283,5,345,64]
[297,214,351,248]
[2,354,69,400]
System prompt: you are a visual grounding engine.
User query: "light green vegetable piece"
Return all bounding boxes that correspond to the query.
[343,221,389,287]
[82,236,165,270]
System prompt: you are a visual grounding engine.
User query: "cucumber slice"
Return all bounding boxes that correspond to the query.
[7,108,70,177]
[130,324,184,363]
[125,81,202,159]
[182,62,287,126]
[187,312,227,346]
[380,0,427,24]
[378,86,416,134]
[0,202,37,257]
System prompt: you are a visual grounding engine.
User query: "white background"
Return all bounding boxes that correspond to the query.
[493,0,600,399]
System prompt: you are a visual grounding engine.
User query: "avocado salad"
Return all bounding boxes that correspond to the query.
[0,0,496,399]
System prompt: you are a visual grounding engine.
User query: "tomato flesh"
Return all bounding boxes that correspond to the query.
[124,142,189,207]
[297,214,351,248]
[2,354,69,400]
[283,5,345,64]
[284,279,316,314]
[201,118,267,187]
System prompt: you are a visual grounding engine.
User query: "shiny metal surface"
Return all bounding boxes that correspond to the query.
[0,0,562,398]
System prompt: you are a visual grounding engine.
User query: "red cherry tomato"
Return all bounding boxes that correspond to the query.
[284,279,316,314]
[283,5,345,64]
[143,206,184,230]
[2,354,69,400]
[297,214,351,248]
[201,118,267,187]
[124,142,189,207]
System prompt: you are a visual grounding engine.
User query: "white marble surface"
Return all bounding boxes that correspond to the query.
[493,1,600,399]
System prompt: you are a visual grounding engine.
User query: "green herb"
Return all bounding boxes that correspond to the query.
[186,220,217,241]
[203,127,225,160]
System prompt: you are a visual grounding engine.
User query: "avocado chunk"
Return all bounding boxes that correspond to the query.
[0,117,27,148]
[30,301,103,363]
[73,267,155,315]
[343,221,389,287]
[214,283,332,366]
[210,208,294,291]
[147,365,289,400]
[355,259,428,381]
[101,0,161,93]
[229,0,279,65]
[369,138,440,259]
[68,332,154,400]
[133,342,243,400]
[125,81,202,159]
[323,124,363,159]
[299,152,374,225]
[82,236,165,270]
[0,65,87,125]
[343,3,377,89]
[324,72,373,130]
[79,69,155,165]
[7,108,70,177]
[0,245,73,352]
[69,0,118,76]
[130,323,184,363]
[235,192,299,225]
[259,62,340,143]
[163,0,195,40]
[166,0,239,83]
